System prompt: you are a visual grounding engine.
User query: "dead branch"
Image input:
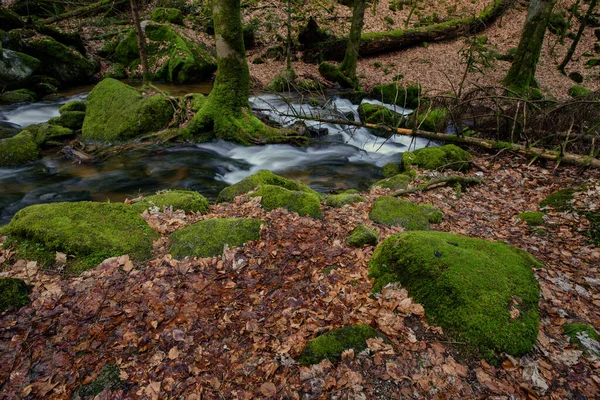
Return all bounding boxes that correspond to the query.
[392,175,483,196]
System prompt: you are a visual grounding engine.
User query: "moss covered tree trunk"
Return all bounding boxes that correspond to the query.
[339,0,367,82]
[558,0,597,73]
[130,0,150,84]
[503,0,556,91]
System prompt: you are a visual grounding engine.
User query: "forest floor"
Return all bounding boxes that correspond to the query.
[0,149,599,399]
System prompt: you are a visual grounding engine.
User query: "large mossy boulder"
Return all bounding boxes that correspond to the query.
[216,170,321,203]
[131,190,209,213]
[0,131,39,167]
[401,144,472,172]
[298,325,386,365]
[368,231,541,360]
[369,196,439,230]
[358,103,404,130]
[0,277,30,313]
[371,83,421,109]
[82,78,175,142]
[3,202,158,273]
[0,48,40,88]
[249,185,322,219]
[114,22,216,83]
[169,218,262,258]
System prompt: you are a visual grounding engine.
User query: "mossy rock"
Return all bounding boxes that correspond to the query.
[151,7,183,25]
[358,103,404,131]
[23,122,73,144]
[371,83,421,109]
[169,218,262,259]
[216,170,321,203]
[401,144,472,172]
[318,62,354,89]
[0,132,39,167]
[0,49,41,88]
[49,111,85,130]
[114,23,216,83]
[73,363,124,399]
[298,325,386,365]
[0,89,35,104]
[0,277,30,313]
[131,190,209,213]
[368,231,541,361]
[267,69,296,92]
[249,185,322,219]
[3,202,158,273]
[382,162,401,178]
[82,78,175,142]
[371,173,412,190]
[568,85,591,98]
[369,196,431,230]
[410,108,448,132]
[420,203,443,224]
[518,212,544,227]
[325,192,366,208]
[563,323,600,357]
[59,100,86,113]
[539,188,574,210]
[347,224,379,247]
[0,7,25,31]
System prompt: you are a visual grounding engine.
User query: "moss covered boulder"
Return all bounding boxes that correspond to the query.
[59,100,86,113]
[0,277,30,313]
[267,69,296,92]
[325,192,365,208]
[568,85,591,98]
[401,144,472,172]
[22,122,73,144]
[0,7,25,31]
[151,7,183,25]
[249,185,322,219]
[318,62,354,88]
[369,196,440,230]
[420,203,443,224]
[217,170,321,203]
[114,22,216,83]
[410,108,448,132]
[371,173,412,190]
[0,48,40,89]
[0,89,35,104]
[49,111,86,130]
[368,231,541,360]
[131,190,209,213]
[298,325,386,365]
[347,224,379,247]
[371,83,421,109]
[382,162,401,178]
[82,78,175,142]
[169,218,262,258]
[0,132,40,167]
[563,323,600,358]
[3,202,158,273]
[358,103,404,130]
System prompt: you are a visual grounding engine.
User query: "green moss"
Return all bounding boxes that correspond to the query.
[369,196,430,230]
[347,224,379,247]
[151,7,183,25]
[368,231,541,361]
[358,103,404,130]
[371,83,421,109]
[0,277,30,313]
[539,188,574,210]
[325,192,366,208]
[3,202,158,274]
[169,218,262,259]
[82,78,175,142]
[547,12,568,36]
[298,325,386,365]
[323,265,340,275]
[401,144,472,172]
[59,100,86,113]
[411,108,448,132]
[420,203,443,224]
[0,90,35,104]
[104,63,127,79]
[74,363,124,398]
[580,210,600,246]
[249,185,322,219]
[0,132,40,167]
[49,111,86,130]
[23,123,73,144]
[267,69,296,92]
[318,62,355,89]
[518,212,544,226]
[371,173,412,190]
[382,162,401,178]
[568,85,591,98]
[217,170,321,203]
[131,190,209,213]
[563,323,600,357]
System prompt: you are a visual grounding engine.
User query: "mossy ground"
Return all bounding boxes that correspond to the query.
[368,231,541,362]
[369,196,431,230]
[0,277,30,313]
[401,144,472,172]
[3,202,158,274]
[381,162,401,178]
[249,185,322,219]
[151,7,183,25]
[298,325,386,365]
[518,211,544,226]
[539,188,574,210]
[73,364,124,399]
[131,190,209,214]
[347,224,379,247]
[563,323,600,356]
[325,192,366,208]
[169,218,262,259]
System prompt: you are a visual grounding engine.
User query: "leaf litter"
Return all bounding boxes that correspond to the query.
[0,150,599,399]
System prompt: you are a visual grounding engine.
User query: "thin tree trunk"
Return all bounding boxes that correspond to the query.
[503,0,556,90]
[339,0,367,81]
[558,0,598,73]
[130,0,151,84]
[286,0,292,70]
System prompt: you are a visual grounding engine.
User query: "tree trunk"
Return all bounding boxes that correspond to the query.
[130,0,151,84]
[503,0,556,90]
[558,0,598,73]
[339,0,367,82]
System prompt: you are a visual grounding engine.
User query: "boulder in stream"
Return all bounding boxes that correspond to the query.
[0,48,40,88]
[0,131,39,167]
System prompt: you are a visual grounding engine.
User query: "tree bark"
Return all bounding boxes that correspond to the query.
[130,0,151,84]
[558,0,598,73]
[503,0,556,90]
[339,0,367,82]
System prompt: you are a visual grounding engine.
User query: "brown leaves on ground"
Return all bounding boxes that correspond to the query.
[0,150,599,399]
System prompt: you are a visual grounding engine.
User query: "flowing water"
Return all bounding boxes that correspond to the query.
[0,84,433,226]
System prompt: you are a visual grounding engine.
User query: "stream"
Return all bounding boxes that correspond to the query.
[0,84,433,226]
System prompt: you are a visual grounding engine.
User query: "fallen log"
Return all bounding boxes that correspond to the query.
[43,0,128,25]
